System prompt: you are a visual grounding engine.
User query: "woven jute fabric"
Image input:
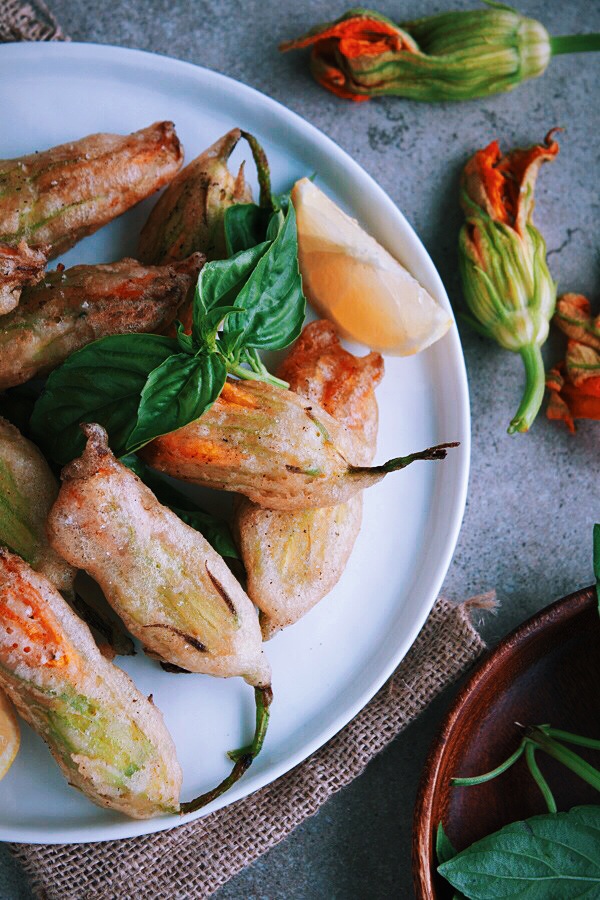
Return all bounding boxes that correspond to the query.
[0,0,67,41]
[10,597,487,899]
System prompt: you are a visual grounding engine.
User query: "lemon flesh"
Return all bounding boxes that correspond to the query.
[292,178,452,356]
[0,689,19,781]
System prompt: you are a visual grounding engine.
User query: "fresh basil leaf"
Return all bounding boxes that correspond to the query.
[193,242,269,346]
[224,202,305,351]
[436,823,457,865]
[224,203,272,255]
[438,806,600,899]
[121,454,239,559]
[30,334,179,464]
[127,352,226,452]
[217,328,245,362]
[265,207,285,242]
[175,322,195,355]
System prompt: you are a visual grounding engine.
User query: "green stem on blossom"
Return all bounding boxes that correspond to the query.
[508,343,546,434]
[551,34,600,56]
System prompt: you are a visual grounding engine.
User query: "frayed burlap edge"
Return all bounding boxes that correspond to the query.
[10,596,489,900]
[0,0,68,42]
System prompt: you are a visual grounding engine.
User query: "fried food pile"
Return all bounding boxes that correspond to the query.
[0,124,453,818]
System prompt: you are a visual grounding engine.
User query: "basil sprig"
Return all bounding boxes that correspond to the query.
[31,200,306,465]
[438,806,600,898]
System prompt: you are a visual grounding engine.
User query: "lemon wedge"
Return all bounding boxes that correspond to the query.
[0,689,19,781]
[292,178,453,356]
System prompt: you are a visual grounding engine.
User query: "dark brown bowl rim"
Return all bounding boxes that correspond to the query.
[411,584,597,900]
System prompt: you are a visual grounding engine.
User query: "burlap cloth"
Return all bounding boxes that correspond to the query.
[1,4,488,897]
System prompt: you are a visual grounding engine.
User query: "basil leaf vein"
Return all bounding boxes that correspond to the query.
[224,202,305,351]
[127,352,226,453]
[30,334,179,464]
[438,806,600,899]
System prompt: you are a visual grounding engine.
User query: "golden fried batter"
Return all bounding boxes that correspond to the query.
[142,378,447,510]
[235,322,384,637]
[277,320,384,454]
[0,548,182,819]
[0,254,203,390]
[48,425,270,687]
[0,122,184,310]
[139,128,252,265]
[0,417,74,594]
[0,241,47,315]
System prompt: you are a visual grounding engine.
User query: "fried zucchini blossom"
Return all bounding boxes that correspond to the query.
[235,321,384,639]
[280,5,600,103]
[0,122,184,313]
[458,130,559,434]
[138,128,253,266]
[0,548,182,819]
[546,294,600,432]
[0,254,203,390]
[141,379,455,510]
[0,417,75,595]
[48,425,272,810]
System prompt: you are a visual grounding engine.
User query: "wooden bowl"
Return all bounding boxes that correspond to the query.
[412,586,599,899]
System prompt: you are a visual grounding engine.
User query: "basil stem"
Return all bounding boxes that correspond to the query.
[525,741,557,813]
[451,743,525,786]
[526,727,600,793]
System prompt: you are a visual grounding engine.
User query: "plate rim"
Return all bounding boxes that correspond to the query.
[0,40,471,844]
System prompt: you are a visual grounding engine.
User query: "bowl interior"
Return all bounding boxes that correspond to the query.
[413,586,599,899]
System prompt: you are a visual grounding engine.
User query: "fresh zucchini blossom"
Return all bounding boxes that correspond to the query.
[546,294,600,433]
[280,6,599,103]
[458,130,559,434]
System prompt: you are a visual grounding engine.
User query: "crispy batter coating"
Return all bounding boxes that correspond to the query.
[48,425,270,687]
[0,122,183,258]
[235,322,384,637]
[0,548,182,818]
[277,320,384,456]
[141,378,395,510]
[0,254,203,390]
[138,128,252,265]
[0,122,183,310]
[0,417,74,594]
[0,241,47,315]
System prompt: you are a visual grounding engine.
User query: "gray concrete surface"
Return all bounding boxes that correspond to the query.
[1,1,599,897]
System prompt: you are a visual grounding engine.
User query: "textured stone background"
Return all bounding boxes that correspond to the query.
[1,1,599,897]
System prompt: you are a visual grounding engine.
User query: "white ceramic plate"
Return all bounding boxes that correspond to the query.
[0,42,470,843]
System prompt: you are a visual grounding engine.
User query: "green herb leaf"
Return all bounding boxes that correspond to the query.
[438,806,600,899]
[224,203,271,255]
[436,822,457,865]
[121,454,239,559]
[193,242,269,348]
[224,202,305,350]
[175,322,195,355]
[30,334,179,464]
[127,352,226,453]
